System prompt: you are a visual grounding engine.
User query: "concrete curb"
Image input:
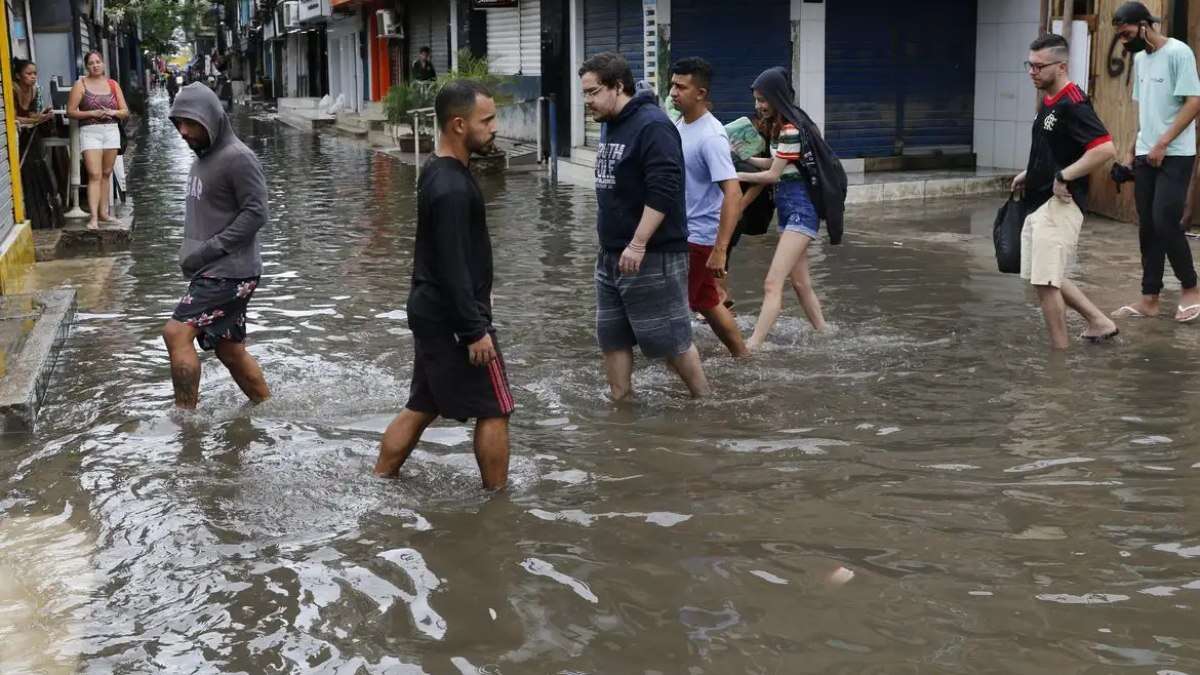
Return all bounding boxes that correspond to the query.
[0,289,76,433]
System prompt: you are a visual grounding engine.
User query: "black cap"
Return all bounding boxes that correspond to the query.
[1113,1,1159,26]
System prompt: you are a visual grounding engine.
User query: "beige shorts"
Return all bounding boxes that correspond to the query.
[1020,197,1084,288]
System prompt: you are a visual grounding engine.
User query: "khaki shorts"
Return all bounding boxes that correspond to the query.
[1020,197,1084,288]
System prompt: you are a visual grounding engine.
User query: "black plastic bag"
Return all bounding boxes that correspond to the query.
[993,192,1024,274]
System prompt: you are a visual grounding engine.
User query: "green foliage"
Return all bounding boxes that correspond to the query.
[383,50,516,125]
[104,0,206,56]
[382,81,436,125]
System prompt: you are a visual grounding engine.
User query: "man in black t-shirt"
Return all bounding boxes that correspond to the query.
[1011,34,1120,349]
[373,81,514,491]
[412,46,436,82]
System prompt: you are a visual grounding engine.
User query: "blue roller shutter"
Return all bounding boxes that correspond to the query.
[670,0,790,124]
[583,0,644,145]
[583,0,643,77]
[826,0,975,158]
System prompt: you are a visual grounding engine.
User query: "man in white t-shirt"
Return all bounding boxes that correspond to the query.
[669,57,747,357]
[1111,1,1200,322]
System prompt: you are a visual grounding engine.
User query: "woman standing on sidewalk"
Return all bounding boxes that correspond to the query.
[13,58,64,230]
[736,67,846,348]
[66,51,129,230]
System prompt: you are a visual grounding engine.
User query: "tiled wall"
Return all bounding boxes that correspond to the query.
[974,0,1042,170]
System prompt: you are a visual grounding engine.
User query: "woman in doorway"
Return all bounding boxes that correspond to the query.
[737,68,831,348]
[13,58,64,230]
[66,51,129,230]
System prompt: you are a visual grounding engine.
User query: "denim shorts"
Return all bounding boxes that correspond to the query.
[775,181,819,239]
[595,249,694,358]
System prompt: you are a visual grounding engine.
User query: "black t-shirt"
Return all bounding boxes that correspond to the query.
[407,156,493,342]
[1025,82,1111,211]
[412,59,436,82]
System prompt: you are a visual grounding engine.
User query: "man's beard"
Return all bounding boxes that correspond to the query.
[468,134,496,155]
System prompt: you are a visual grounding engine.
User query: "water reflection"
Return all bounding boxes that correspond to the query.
[1,95,1200,672]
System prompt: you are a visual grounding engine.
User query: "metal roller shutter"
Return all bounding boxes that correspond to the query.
[582,0,643,145]
[408,0,451,76]
[583,0,642,77]
[486,0,540,76]
[826,0,975,158]
[669,0,789,123]
[0,75,12,241]
[487,7,520,74]
[520,0,540,76]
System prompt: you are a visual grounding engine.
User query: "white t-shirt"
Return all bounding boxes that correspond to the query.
[1133,38,1200,156]
[675,112,738,246]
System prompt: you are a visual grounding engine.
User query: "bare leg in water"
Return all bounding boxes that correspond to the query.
[374,409,510,490]
[748,232,825,350]
[163,319,271,408]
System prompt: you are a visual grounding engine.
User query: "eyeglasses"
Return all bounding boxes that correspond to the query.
[582,86,605,99]
[1023,60,1063,73]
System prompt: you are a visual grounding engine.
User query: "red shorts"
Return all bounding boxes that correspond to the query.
[687,243,721,311]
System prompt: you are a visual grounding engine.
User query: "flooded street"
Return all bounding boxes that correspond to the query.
[4,97,1200,673]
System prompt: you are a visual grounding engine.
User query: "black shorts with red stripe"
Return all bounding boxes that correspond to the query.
[405,330,515,422]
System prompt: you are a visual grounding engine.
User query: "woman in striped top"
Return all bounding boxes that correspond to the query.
[737,87,827,347]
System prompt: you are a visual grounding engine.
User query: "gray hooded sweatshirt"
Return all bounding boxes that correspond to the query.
[169,83,267,279]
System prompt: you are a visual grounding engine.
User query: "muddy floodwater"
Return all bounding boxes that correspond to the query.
[3,97,1200,674]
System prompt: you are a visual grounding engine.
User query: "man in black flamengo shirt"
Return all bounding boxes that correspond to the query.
[373,80,515,490]
[1011,33,1119,349]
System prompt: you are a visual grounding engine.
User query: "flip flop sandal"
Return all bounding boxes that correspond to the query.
[1112,305,1148,318]
[1081,328,1120,344]
[1176,304,1200,322]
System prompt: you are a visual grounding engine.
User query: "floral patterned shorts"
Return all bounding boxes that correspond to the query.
[171,276,260,351]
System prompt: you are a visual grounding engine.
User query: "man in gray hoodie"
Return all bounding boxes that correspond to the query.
[162,83,270,409]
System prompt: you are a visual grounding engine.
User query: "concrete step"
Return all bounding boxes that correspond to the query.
[276,110,335,133]
[494,138,541,166]
[334,115,370,136]
[0,290,76,433]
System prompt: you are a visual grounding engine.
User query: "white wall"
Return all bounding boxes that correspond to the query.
[974,0,1041,170]
[791,0,824,134]
[32,32,72,93]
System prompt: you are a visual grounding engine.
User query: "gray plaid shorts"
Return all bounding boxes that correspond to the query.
[594,249,694,359]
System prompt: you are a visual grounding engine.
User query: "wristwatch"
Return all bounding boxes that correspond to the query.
[1055,170,1067,183]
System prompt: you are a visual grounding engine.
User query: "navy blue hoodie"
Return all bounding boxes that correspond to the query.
[594,92,687,253]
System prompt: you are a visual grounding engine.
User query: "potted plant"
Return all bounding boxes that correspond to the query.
[382,50,515,158]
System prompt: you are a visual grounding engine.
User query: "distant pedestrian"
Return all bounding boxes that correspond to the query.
[412,46,437,83]
[1010,34,1119,349]
[162,83,270,409]
[373,80,513,491]
[66,51,129,230]
[736,67,847,347]
[580,52,709,399]
[668,57,748,357]
[1110,1,1200,322]
[166,71,179,105]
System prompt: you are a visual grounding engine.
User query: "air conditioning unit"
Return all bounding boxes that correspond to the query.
[282,1,301,29]
[377,10,402,39]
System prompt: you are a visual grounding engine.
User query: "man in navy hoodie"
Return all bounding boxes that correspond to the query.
[580,52,709,399]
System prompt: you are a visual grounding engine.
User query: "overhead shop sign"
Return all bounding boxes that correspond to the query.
[473,0,518,8]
